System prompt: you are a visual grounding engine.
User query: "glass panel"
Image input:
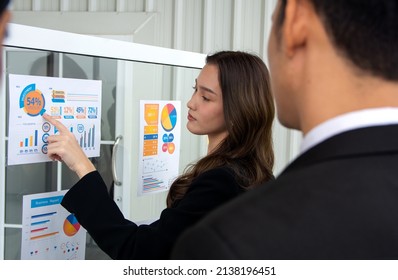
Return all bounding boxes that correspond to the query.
[5,162,58,224]
[3,49,115,260]
[62,54,117,141]
[4,228,21,260]
[6,51,59,77]
[92,144,114,192]
[3,46,202,259]
[61,145,114,193]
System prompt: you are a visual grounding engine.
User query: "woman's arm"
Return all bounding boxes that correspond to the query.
[62,167,243,259]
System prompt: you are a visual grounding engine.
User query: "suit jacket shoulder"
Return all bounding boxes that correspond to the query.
[172,125,398,259]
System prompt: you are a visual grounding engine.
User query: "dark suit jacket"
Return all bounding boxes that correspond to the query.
[172,125,398,259]
[61,166,244,259]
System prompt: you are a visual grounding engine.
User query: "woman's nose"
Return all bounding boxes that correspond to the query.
[187,94,195,110]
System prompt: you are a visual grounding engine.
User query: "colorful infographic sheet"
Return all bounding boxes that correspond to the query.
[7,74,102,166]
[21,190,86,260]
[138,100,181,196]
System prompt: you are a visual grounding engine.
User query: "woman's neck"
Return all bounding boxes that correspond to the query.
[207,132,228,155]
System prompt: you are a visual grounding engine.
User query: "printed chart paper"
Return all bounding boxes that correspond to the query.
[7,74,102,166]
[138,100,181,196]
[21,190,86,260]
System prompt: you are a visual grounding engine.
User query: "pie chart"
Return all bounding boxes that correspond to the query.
[161,104,177,132]
[63,214,80,237]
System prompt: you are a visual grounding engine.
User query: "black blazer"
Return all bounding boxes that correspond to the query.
[61,166,244,259]
[172,125,398,259]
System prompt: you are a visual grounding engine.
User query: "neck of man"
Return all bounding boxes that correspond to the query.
[298,48,398,135]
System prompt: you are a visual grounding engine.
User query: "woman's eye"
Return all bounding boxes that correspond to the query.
[202,96,210,101]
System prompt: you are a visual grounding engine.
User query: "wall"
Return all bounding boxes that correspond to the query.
[9,0,302,175]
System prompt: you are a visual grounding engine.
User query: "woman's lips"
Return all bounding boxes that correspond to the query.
[187,113,196,121]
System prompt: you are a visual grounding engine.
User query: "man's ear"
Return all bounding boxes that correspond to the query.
[282,0,311,58]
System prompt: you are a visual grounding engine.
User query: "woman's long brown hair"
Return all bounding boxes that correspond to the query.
[166,51,275,207]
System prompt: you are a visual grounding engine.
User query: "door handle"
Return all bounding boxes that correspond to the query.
[112,135,123,186]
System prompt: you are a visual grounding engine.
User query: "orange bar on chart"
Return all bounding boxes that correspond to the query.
[144,126,158,134]
[144,104,159,125]
[143,143,158,156]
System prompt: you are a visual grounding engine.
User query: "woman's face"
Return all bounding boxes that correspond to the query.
[186,64,227,141]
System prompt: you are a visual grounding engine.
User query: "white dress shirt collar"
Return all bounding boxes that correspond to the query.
[300,107,398,154]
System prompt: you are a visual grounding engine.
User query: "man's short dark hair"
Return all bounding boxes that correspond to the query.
[276,0,398,81]
[0,0,10,14]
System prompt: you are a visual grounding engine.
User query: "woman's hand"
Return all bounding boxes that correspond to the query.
[43,113,96,179]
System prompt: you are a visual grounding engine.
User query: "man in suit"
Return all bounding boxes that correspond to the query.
[172,0,398,259]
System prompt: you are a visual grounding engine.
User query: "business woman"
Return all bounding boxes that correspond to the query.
[43,50,275,259]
